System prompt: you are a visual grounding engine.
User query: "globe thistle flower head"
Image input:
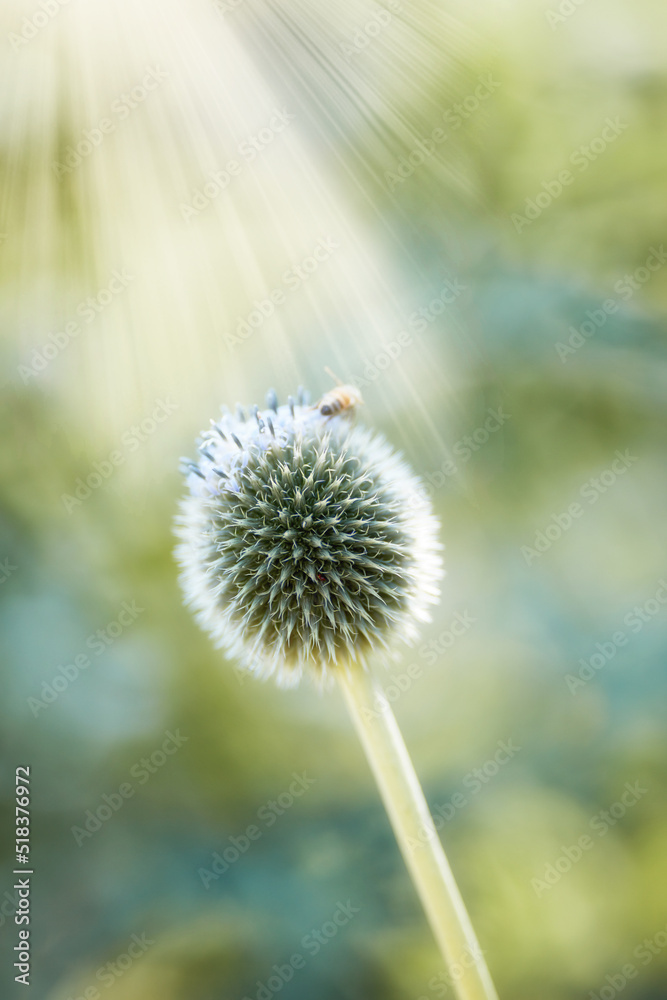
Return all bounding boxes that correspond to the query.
[175,387,442,687]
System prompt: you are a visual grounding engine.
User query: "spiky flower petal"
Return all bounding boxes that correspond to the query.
[175,388,442,687]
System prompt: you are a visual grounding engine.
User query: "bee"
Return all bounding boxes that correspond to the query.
[315,368,363,418]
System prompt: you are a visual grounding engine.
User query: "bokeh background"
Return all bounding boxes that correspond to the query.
[1,0,666,997]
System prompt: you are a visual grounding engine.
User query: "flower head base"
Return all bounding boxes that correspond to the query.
[175,388,442,687]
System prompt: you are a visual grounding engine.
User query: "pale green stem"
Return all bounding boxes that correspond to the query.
[338,666,499,1000]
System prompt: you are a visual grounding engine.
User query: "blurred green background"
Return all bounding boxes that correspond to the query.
[1,0,666,998]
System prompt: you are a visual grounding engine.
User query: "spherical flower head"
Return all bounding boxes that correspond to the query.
[175,387,442,687]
